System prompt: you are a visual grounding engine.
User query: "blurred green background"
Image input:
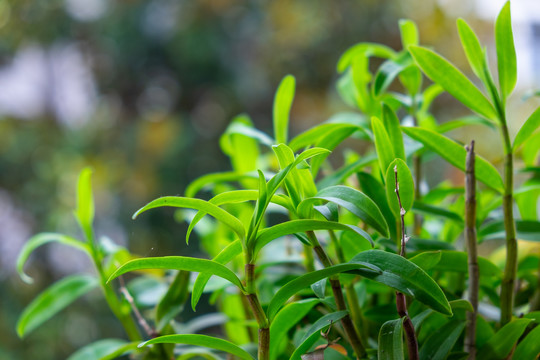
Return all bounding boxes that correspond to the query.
[1,0,538,358]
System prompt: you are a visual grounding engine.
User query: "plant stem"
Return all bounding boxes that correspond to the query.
[464,141,479,359]
[393,165,419,360]
[500,122,518,326]
[88,234,141,341]
[307,231,366,359]
[245,264,269,360]
[329,230,368,338]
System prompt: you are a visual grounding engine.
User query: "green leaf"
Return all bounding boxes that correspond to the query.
[409,46,498,122]
[133,197,245,242]
[382,104,406,161]
[190,241,242,311]
[185,171,259,198]
[186,190,294,245]
[437,115,496,133]
[419,320,465,360]
[289,119,365,152]
[378,318,405,360]
[351,250,452,315]
[402,126,504,193]
[372,116,395,175]
[139,334,254,360]
[297,185,389,237]
[273,75,296,144]
[155,270,190,330]
[357,171,397,241]
[478,318,532,360]
[412,202,464,223]
[513,107,540,150]
[431,251,501,277]
[290,311,349,360]
[67,339,136,360]
[495,1,517,100]
[17,233,90,284]
[254,219,373,258]
[337,43,397,73]
[514,324,540,360]
[373,54,412,97]
[409,251,442,271]
[267,262,379,321]
[399,19,419,48]
[17,275,99,337]
[479,220,540,242]
[74,167,95,241]
[269,298,320,360]
[317,154,377,189]
[457,18,486,81]
[107,256,245,293]
[385,159,414,218]
[219,115,262,178]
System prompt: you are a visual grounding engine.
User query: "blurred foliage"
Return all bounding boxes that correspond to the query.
[0,0,519,359]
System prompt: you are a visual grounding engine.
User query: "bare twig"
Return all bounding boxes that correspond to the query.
[394,165,419,360]
[118,276,157,338]
[465,141,479,359]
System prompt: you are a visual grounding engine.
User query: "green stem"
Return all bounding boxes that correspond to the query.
[307,231,366,358]
[88,232,141,341]
[329,230,368,338]
[393,165,419,360]
[500,122,517,326]
[245,264,269,360]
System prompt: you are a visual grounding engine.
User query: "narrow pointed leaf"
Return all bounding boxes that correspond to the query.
[290,311,349,360]
[382,104,406,161]
[412,202,463,223]
[513,323,540,360]
[419,320,465,360]
[107,256,245,292]
[479,220,540,242]
[402,126,504,193]
[133,197,245,241]
[457,19,486,80]
[17,233,90,284]
[399,19,419,48]
[270,298,320,360]
[17,275,99,337]
[477,319,532,360]
[357,171,397,240]
[378,318,405,360]
[156,270,190,330]
[187,190,294,244]
[74,167,95,240]
[267,262,380,321]
[436,115,496,133]
[372,116,395,174]
[191,240,242,310]
[254,219,373,257]
[513,107,540,150]
[337,43,396,73]
[351,250,452,315]
[373,55,412,97]
[273,75,296,144]
[495,1,517,99]
[409,45,498,121]
[139,334,254,360]
[67,339,136,360]
[385,159,414,218]
[185,171,260,198]
[298,185,389,237]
